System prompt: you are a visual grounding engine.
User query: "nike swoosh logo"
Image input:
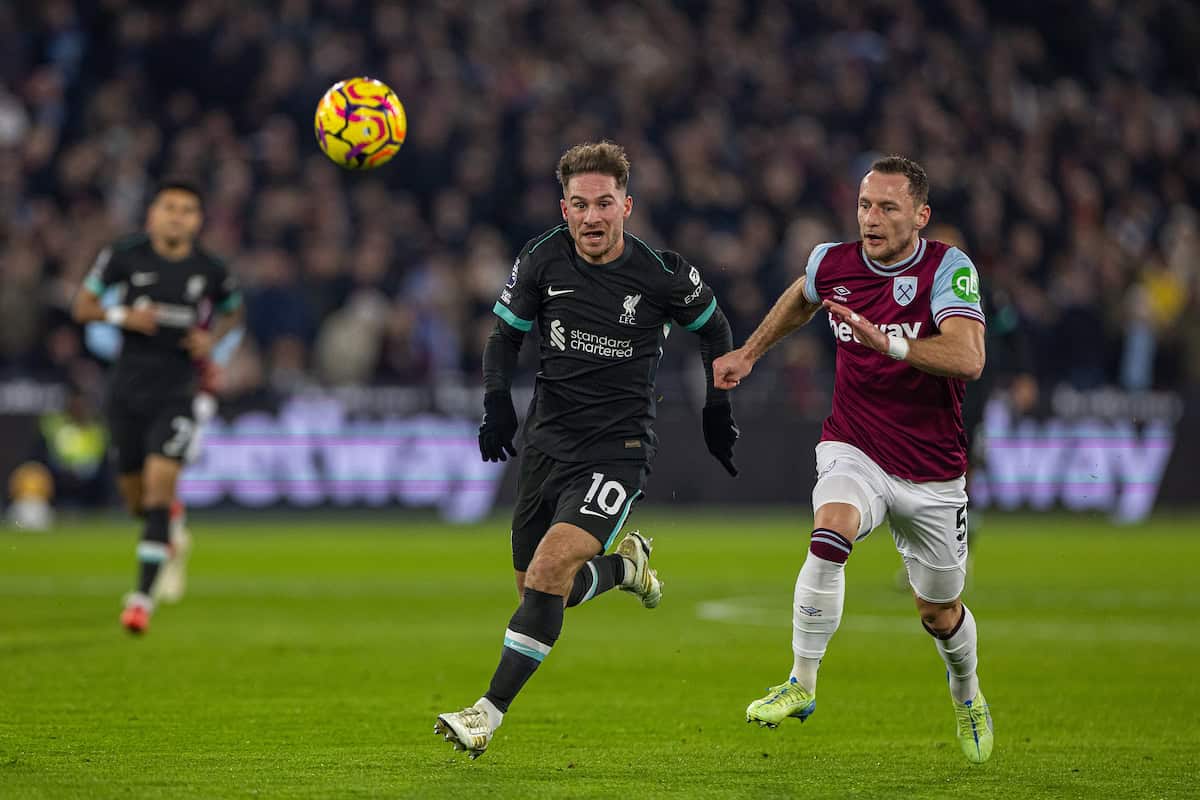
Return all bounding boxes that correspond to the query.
[547,287,575,297]
[578,506,607,518]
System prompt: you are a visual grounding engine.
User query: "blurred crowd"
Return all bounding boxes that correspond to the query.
[1,0,1198,413]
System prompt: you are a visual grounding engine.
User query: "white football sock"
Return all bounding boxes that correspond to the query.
[932,605,979,703]
[790,551,848,691]
[791,656,821,693]
[619,556,636,586]
[475,696,504,730]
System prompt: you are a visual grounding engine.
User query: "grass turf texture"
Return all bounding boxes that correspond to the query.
[1,510,1196,799]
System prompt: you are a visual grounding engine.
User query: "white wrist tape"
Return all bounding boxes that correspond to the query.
[105,306,129,327]
[887,336,910,360]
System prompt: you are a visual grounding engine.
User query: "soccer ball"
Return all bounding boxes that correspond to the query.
[314,77,407,170]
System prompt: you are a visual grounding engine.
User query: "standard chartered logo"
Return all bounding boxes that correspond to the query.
[548,320,633,358]
[571,329,633,358]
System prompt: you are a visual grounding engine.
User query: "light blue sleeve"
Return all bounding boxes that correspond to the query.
[83,287,126,361]
[931,247,986,329]
[802,243,838,304]
[211,327,245,366]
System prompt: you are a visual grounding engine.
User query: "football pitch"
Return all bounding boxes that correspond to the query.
[1,510,1196,799]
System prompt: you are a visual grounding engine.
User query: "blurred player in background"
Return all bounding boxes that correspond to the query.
[72,179,243,635]
[715,156,994,763]
[85,286,244,604]
[435,142,740,758]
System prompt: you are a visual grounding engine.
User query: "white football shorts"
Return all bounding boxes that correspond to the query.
[812,440,969,603]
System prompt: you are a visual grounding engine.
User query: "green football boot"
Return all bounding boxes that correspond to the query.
[954,690,994,764]
[745,677,816,728]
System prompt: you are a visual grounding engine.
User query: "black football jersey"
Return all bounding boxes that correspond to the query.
[84,233,240,407]
[494,225,718,463]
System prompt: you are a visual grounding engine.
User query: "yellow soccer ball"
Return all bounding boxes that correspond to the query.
[314,77,407,170]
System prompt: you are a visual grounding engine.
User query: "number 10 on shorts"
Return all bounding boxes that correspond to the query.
[583,472,628,517]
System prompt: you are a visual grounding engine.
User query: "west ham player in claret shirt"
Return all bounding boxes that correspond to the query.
[435,142,740,759]
[714,156,994,764]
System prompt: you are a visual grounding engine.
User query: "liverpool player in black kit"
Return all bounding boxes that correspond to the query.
[435,142,740,758]
[72,179,243,635]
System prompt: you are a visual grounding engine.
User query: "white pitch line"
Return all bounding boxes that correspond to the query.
[696,596,1199,646]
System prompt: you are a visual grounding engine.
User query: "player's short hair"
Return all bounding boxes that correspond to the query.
[556,141,630,194]
[153,177,205,210]
[869,155,929,206]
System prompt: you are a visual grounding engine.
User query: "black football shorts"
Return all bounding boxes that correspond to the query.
[510,446,648,571]
[107,396,197,475]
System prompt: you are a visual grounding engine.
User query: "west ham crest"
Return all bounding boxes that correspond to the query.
[893,276,917,306]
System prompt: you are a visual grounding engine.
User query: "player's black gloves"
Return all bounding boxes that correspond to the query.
[702,401,739,477]
[479,390,519,462]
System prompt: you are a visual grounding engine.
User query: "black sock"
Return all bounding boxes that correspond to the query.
[136,506,170,595]
[484,588,564,713]
[566,554,625,607]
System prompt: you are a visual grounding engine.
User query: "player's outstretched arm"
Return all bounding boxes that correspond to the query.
[713,276,822,389]
[823,300,985,380]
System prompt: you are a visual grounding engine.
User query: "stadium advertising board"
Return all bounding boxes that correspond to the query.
[175,394,504,523]
[0,382,1190,523]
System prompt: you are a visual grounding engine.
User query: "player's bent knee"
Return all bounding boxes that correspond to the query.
[915,595,961,634]
[919,603,959,632]
[904,556,966,606]
[813,475,875,538]
[142,456,183,507]
[813,502,861,542]
[526,525,600,594]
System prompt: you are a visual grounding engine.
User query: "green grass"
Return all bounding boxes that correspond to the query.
[1,509,1197,799]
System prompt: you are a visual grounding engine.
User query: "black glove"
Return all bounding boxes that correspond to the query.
[479,390,519,462]
[702,402,739,477]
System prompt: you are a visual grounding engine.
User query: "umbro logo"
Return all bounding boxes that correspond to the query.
[833,285,851,297]
[130,272,158,286]
[547,286,574,297]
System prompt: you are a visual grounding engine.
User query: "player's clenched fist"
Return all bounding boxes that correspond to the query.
[712,348,754,390]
